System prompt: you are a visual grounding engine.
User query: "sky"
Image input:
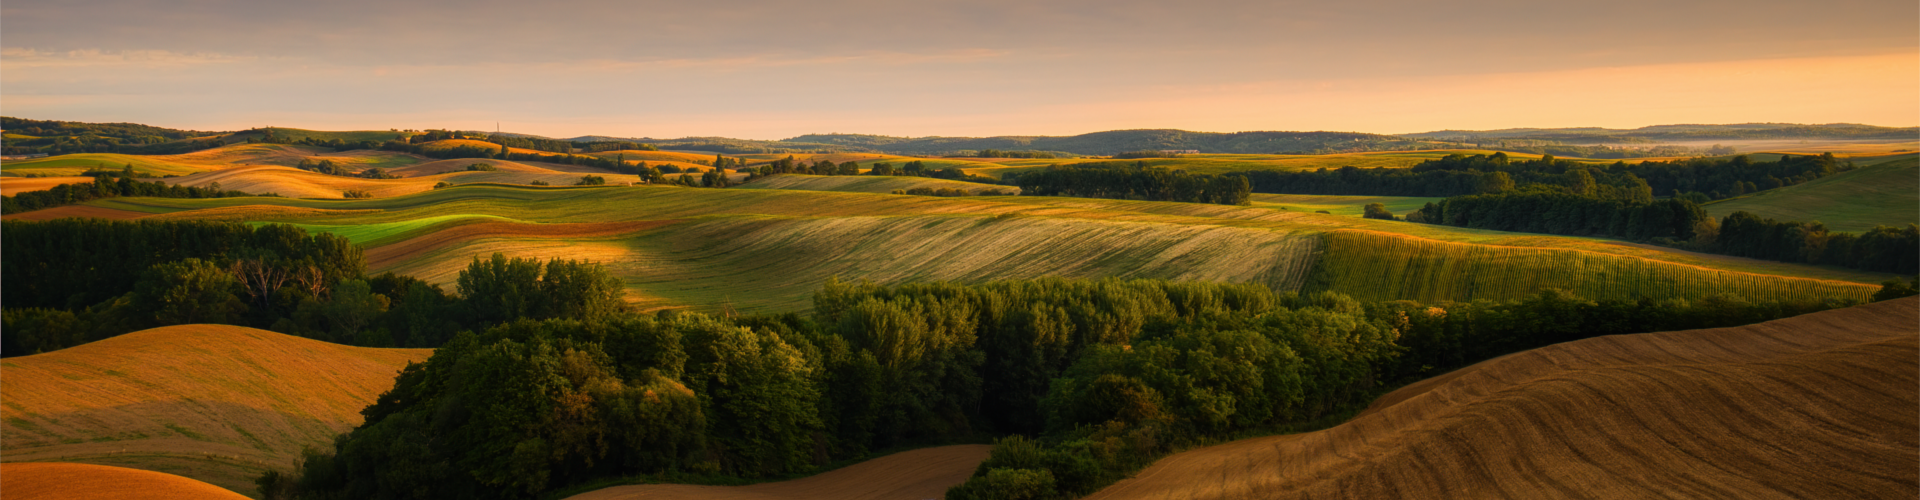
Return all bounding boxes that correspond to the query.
[3,0,1916,139]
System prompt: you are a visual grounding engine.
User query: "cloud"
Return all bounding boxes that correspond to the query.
[0,48,256,69]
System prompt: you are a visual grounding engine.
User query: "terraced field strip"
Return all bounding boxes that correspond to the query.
[567,445,992,500]
[1312,229,1877,303]
[1086,297,1920,500]
[365,219,676,270]
[0,176,97,195]
[4,205,153,221]
[1248,194,1441,216]
[0,325,431,495]
[1,153,214,177]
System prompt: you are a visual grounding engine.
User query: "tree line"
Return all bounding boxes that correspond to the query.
[1234,152,1850,200]
[1,174,263,214]
[1401,189,1918,274]
[261,274,1883,500]
[1011,162,1251,205]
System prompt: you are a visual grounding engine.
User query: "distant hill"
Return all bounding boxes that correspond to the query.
[1401,123,1920,143]
[788,129,1441,155]
[1704,157,1920,233]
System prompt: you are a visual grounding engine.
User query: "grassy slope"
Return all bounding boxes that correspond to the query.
[1085,297,1919,500]
[81,185,1884,313]
[1,154,213,177]
[738,174,1018,194]
[0,325,431,497]
[1704,158,1919,233]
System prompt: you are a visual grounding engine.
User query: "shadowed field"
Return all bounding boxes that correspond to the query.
[0,325,432,495]
[1085,297,1920,500]
[566,445,992,500]
[0,462,251,500]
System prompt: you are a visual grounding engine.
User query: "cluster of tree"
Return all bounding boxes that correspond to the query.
[1,176,262,214]
[1011,162,1251,205]
[292,159,395,179]
[972,149,1058,159]
[1706,214,1918,274]
[1,116,227,155]
[1404,188,1707,241]
[243,128,387,151]
[1236,153,1846,201]
[576,175,607,186]
[1875,276,1920,302]
[476,133,572,153]
[577,141,657,153]
[0,218,631,356]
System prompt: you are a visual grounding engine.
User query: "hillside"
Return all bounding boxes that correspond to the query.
[0,325,432,495]
[1704,158,1919,232]
[1,153,215,177]
[567,445,991,500]
[0,462,251,500]
[737,174,1017,194]
[76,184,1883,314]
[1085,296,1920,500]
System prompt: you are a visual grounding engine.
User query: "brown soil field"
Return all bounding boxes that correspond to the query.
[1085,296,1920,500]
[566,445,992,500]
[0,462,251,500]
[0,176,96,195]
[364,219,677,270]
[1,325,432,495]
[3,204,152,221]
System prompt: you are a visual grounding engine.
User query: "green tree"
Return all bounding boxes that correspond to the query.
[127,258,247,327]
[1362,203,1395,220]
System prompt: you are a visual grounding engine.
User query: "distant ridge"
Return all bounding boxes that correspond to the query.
[1400,123,1919,142]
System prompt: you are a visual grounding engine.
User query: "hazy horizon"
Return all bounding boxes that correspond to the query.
[4,0,1915,139]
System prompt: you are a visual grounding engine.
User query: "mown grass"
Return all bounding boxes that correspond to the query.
[1704,158,1919,233]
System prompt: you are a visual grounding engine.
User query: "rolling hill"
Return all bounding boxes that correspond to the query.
[0,324,432,495]
[1084,296,1920,500]
[738,174,1017,194]
[788,130,1450,155]
[0,462,252,500]
[1704,158,1919,233]
[71,184,1884,314]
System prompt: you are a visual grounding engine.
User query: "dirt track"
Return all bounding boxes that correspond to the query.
[0,462,251,500]
[567,445,992,500]
[1085,297,1920,500]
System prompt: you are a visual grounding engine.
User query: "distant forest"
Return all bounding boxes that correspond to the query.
[2,116,233,155]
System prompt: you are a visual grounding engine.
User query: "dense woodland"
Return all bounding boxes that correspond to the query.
[1012,162,1252,205]
[1,171,263,214]
[1237,152,1849,200]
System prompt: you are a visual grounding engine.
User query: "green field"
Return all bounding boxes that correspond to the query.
[72,183,1883,313]
[1704,158,1919,233]
[0,154,211,177]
